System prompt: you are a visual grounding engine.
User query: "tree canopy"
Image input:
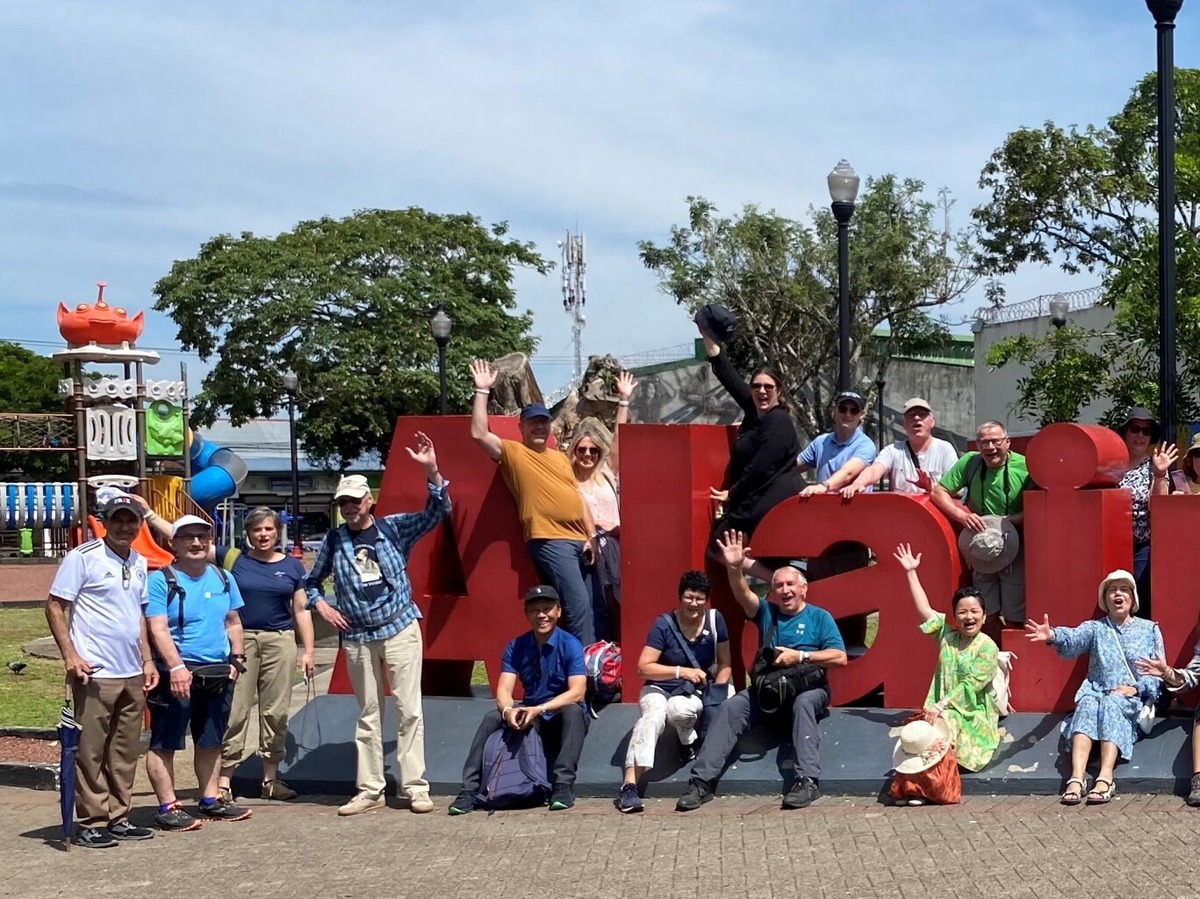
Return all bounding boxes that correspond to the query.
[638,177,978,437]
[974,68,1200,427]
[0,341,71,478]
[153,208,548,468]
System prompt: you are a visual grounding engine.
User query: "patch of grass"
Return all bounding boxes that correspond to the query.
[471,661,488,686]
[0,607,64,728]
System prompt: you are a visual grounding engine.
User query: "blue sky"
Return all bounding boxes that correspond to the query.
[0,1,1189,394]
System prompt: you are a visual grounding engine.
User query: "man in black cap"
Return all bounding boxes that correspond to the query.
[469,359,605,644]
[796,391,877,496]
[449,585,589,814]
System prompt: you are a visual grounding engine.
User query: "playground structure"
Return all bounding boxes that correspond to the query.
[0,283,247,564]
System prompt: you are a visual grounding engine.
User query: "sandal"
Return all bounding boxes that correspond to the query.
[1060,777,1087,805]
[1086,778,1115,805]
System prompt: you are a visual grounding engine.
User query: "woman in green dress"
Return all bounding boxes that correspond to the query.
[893,543,1001,774]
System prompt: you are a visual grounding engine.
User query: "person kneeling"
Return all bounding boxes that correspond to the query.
[449,586,588,814]
[677,532,847,812]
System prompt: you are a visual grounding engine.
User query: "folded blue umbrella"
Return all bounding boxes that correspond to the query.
[57,700,81,851]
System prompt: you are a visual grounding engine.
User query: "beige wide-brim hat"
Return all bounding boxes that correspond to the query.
[957,515,1020,574]
[892,718,953,775]
[1097,568,1140,615]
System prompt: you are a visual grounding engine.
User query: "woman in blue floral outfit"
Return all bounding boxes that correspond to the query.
[1025,569,1163,805]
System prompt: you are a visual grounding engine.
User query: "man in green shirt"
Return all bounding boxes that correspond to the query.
[931,421,1030,639]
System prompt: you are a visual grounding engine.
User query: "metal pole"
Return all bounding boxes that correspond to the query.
[437,342,448,415]
[832,201,855,392]
[875,380,886,448]
[288,391,302,558]
[1148,0,1182,444]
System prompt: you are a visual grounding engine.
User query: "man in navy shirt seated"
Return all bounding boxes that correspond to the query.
[677,531,847,812]
[449,585,588,814]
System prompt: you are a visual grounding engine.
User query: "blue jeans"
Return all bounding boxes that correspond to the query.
[526,539,605,645]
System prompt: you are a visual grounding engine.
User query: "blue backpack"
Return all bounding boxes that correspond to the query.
[476,725,551,812]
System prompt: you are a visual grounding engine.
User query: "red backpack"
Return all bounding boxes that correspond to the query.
[583,640,622,716]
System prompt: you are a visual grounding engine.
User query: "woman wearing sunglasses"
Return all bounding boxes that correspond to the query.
[889,543,1001,804]
[567,371,636,636]
[1113,408,1178,619]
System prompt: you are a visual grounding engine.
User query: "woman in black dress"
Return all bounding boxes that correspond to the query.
[697,314,800,570]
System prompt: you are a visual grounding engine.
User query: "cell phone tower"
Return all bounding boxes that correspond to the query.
[559,231,587,382]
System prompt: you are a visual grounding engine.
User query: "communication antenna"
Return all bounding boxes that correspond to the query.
[558,231,587,381]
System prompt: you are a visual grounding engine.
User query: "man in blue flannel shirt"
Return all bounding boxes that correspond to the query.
[305,431,450,817]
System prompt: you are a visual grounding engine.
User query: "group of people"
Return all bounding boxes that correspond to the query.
[44,316,1200,843]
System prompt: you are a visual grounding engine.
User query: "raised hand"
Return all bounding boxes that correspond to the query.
[405,431,438,472]
[1152,443,1179,478]
[615,370,637,400]
[469,359,498,390]
[893,543,921,572]
[716,530,748,569]
[1024,614,1053,644]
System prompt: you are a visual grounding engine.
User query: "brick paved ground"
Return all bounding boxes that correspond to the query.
[3,784,1200,899]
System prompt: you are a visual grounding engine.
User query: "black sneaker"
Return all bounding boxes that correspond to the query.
[108,820,154,841]
[1187,774,1200,808]
[154,804,202,832]
[615,783,644,814]
[75,826,118,849]
[782,776,820,810]
[448,791,477,816]
[548,786,575,811]
[197,798,252,822]
[675,779,714,812]
[679,741,698,764]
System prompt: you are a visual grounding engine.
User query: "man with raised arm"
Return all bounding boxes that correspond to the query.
[676,531,847,812]
[841,398,959,497]
[469,359,605,644]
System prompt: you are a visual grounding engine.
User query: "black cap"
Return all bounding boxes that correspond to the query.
[100,495,141,518]
[834,390,865,410]
[694,303,737,345]
[524,585,560,604]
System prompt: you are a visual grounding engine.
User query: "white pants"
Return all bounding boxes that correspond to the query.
[625,687,703,768]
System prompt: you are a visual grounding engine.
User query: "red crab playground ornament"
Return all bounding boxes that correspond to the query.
[57,282,144,349]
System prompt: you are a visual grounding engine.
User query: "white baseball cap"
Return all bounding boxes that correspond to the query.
[171,514,213,538]
[334,474,373,501]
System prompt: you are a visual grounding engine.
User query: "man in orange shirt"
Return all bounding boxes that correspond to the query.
[469,360,605,644]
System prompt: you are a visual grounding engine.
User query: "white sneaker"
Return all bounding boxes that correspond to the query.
[408,794,435,814]
[338,792,386,816]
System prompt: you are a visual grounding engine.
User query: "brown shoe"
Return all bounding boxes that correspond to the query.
[261,779,298,801]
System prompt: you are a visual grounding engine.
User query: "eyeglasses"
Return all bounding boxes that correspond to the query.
[978,438,1008,447]
[1127,424,1153,436]
[680,594,709,605]
[750,382,777,393]
[178,533,212,544]
[121,563,131,589]
[575,447,601,458]
[837,404,862,414]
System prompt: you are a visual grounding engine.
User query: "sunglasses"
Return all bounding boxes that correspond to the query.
[575,447,601,458]
[1127,424,1153,436]
[750,382,777,393]
[121,562,131,589]
[837,404,862,414]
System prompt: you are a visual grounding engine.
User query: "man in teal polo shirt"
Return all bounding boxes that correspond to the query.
[796,391,877,496]
[932,420,1030,637]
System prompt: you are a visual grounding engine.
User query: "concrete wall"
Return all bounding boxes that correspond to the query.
[972,305,1115,438]
[628,355,976,450]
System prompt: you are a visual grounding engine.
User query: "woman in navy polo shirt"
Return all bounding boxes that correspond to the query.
[215,507,314,801]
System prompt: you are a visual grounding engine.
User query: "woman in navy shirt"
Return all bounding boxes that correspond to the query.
[215,507,314,802]
[615,570,732,813]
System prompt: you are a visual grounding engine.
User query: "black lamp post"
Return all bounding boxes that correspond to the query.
[828,160,860,393]
[875,378,887,450]
[282,369,302,559]
[430,307,452,415]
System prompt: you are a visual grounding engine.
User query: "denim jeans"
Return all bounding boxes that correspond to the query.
[526,539,605,645]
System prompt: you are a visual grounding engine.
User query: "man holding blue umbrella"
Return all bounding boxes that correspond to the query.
[45,493,159,849]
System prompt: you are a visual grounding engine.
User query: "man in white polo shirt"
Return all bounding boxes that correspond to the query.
[45,494,158,850]
[840,397,959,497]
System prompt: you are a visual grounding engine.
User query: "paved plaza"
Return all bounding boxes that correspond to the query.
[3,783,1200,899]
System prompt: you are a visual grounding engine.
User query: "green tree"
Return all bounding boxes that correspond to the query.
[154,208,549,468]
[973,68,1200,427]
[0,341,72,478]
[984,325,1111,426]
[638,177,978,437]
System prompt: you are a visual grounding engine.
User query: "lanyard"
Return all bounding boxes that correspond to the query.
[973,456,1012,516]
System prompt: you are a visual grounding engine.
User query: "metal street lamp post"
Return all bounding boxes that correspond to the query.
[828,160,861,393]
[1147,0,1183,444]
[430,307,453,415]
[282,369,302,559]
[874,377,886,452]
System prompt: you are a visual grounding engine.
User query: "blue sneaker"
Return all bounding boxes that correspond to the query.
[548,786,575,811]
[615,783,643,814]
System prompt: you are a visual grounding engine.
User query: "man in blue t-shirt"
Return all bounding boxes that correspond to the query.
[145,515,248,831]
[677,532,847,813]
[796,390,877,496]
[449,585,588,815]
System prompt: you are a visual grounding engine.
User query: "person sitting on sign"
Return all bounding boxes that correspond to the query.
[841,398,958,496]
[449,585,588,815]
